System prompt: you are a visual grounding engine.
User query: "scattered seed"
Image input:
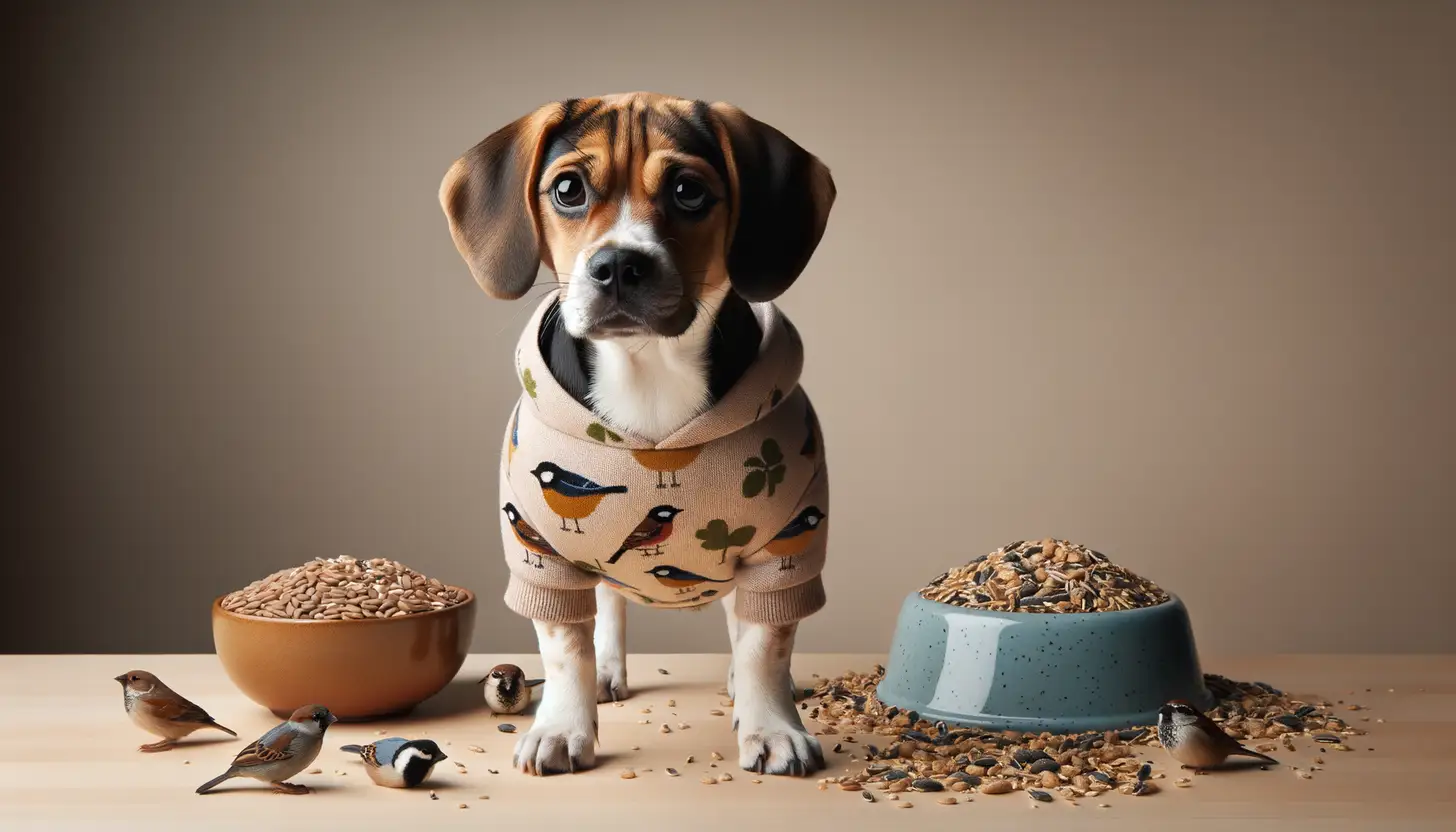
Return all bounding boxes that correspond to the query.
[678,723,690,730]
[307,769,322,775]
[896,801,914,809]
[658,668,670,675]
[839,781,863,791]
[497,724,516,734]
[1175,778,1191,788]
[429,791,438,800]
[938,796,957,805]
[719,774,733,782]
[711,751,724,761]
[980,780,1014,795]
[709,710,725,716]
[702,776,717,785]
[862,790,876,803]
[667,699,676,707]
[1028,789,1054,803]
[620,768,637,779]
[468,746,484,753]
[457,803,468,809]
[660,724,672,733]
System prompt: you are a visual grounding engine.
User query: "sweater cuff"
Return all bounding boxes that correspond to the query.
[733,574,826,625]
[504,575,598,623]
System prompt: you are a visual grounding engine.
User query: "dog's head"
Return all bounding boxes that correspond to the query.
[439,92,835,339]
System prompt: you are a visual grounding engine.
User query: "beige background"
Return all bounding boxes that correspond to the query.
[5,0,1453,655]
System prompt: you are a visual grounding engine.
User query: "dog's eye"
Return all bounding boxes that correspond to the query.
[671,173,710,213]
[551,173,588,210]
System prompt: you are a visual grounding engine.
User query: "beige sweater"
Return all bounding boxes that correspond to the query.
[498,298,828,625]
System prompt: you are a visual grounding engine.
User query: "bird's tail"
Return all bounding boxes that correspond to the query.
[195,771,234,795]
[601,486,629,494]
[1233,746,1279,765]
[339,744,364,754]
[210,721,238,737]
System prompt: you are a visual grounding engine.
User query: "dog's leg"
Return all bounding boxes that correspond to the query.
[732,619,824,776]
[594,583,630,702]
[513,619,597,775]
[722,589,740,701]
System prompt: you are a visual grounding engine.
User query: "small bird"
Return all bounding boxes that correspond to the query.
[195,705,336,795]
[115,670,237,752]
[606,505,683,563]
[800,401,819,457]
[644,564,733,594]
[763,506,827,570]
[1157,700,1279,771]
[507,405,520,465]
[630,446,703,488]
[530,461,629,533]
[479,664,545,715]
[338,738,447,788]
[503,502,560,568]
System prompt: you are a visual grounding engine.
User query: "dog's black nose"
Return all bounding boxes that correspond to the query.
[586,248,655,288]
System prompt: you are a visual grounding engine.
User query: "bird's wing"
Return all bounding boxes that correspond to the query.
[556,469,600,490]
[370,738,410,767]
[231,726,298,767]
[516,522,557,552]
[138,693,214,724]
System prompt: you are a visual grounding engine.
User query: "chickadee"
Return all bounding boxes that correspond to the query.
[1157,700,1279,771]
[479,664,544,715]
[338,738,447,788]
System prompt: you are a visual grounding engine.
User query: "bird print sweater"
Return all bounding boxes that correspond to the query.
[498,297,828,626]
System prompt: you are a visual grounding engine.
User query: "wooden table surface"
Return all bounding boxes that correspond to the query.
[1,653,1451,831]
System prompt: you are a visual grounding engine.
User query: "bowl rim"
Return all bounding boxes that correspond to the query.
[212,588,475,625]
[906,588,1184,620]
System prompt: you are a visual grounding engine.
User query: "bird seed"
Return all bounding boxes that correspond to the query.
[220,556,468,620]
[920,539,1169,613]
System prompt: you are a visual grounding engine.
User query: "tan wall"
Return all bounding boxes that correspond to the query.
[6,0,1453,655]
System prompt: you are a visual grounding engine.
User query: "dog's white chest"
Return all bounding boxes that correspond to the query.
[587,337,710,442]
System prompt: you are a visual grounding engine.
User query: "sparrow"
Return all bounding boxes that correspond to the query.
[1157,700,1279,771]
[195,705,336,795]
[606,505,684,564]
[644,564,732,594]
[115,670,237,752]
[338,738,447,788]
[762,506,827,570]
[479,664,545,715]
[530,461,629,533]
[503,502,560,568]
[630,446,703,488]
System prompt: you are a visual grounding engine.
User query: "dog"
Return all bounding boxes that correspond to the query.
[440,92,835,777]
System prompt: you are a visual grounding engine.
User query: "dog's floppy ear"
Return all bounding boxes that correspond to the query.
[439,102,568,299]
[709,103,836,303]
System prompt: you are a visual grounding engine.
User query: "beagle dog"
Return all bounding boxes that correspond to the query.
[440,92,835,777]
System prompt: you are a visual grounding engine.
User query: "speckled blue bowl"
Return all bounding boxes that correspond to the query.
[877,592,1213,732]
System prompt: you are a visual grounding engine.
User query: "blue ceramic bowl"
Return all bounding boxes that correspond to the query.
[877,592,1213,732]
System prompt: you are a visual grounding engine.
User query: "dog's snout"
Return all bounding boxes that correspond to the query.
[586,248,656,288]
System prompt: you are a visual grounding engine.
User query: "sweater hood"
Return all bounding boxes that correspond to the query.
[513,296,805,450]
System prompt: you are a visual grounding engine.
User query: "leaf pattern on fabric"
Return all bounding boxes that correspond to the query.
[696,519,758,564]
[742,439,786,498]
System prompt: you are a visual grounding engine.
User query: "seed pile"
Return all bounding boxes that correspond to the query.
[920,538,1169,613]
[220,556,469,620]
[803,665,1365,802]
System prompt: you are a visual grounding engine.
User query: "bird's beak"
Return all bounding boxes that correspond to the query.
[113,674,127,684]
[476,677,487,685]
[326,713,338,726]
[438,753,448,762]
[525,679,545,688]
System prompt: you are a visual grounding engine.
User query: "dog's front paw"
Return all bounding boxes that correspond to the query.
[513,721,596,776]
[596,663,630,703]
[738,724,824,777]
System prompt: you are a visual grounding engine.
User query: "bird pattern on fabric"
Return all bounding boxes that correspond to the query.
[498,297,830,621]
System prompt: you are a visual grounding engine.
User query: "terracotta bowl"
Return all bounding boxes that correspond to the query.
[211,592,475,721]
